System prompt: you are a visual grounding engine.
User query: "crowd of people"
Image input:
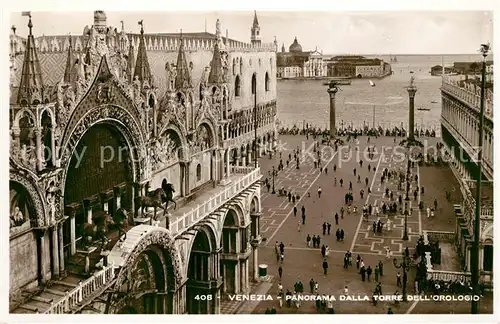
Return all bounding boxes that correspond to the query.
[262,133,419,314]
[277,123,437,138]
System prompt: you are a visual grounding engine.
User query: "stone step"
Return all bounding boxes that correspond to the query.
[46,288,66,297]
[19,303,39,313]
[54,280,78,288]
[32,295,53,304]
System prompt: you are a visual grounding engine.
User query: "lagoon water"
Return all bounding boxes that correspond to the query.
[276,54,492,136]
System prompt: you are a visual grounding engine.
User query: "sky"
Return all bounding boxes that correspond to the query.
[9,9,493,55]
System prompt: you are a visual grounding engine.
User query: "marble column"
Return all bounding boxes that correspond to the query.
[35,127,43,171]
[327,84,338,138]
[225,149,231,178]
[51,226,60,277]
[58,223,65,272]
[37,230,48,282]
[51,126,57,166]
[252,245,259,281]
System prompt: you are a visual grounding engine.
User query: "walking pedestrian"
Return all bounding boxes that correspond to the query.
[327,222,331,235]
[378,261,384,276]
[349,181,353,191]
[367,266,372,281]
[353,168,357,176]
[340,229,345,241]
[335,213,339,225]
[309,278,315,294]
[374,265,380,282]
[360,266,366,281]
[321,245,326,258]
[322,222,327,235]
[316,235,321,247]
[278,265,283,279]
[306,234,311,247]
[288,192,292,202]
[340,178,343,187]
[325,167,328,175]
[298,221,301,232]
[322,260,329,275]
[302,213,306,225]
[356,255,361,269]
[318,186,322,198]
[340,207,344,219]
[312,235,317,248]
[396,272,402,287]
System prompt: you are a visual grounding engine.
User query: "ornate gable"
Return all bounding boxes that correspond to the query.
[60,56,145,157]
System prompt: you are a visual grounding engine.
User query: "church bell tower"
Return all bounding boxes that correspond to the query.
[250,11,261,47]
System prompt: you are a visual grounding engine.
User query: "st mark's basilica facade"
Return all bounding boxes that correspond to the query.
[9,10,277,314]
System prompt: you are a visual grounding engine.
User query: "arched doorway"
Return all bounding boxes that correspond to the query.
[221,210,238,293]
[64,123,133,252]
[186,230,214,314]
[112,246,175,314]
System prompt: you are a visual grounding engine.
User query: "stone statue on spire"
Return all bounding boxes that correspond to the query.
[216,19,221,40]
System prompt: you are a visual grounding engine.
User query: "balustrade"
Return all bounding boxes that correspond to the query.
[169,167,261,235]
[427,270,471,282]
[441,77,493,120]
[44,263,116,314]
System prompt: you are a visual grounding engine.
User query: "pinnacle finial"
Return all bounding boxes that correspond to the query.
[138,20,144,34]
[22,11,33,34]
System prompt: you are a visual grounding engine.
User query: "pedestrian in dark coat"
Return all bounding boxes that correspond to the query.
[335,213,339,225]
[356,255,361,269]
[327,223,331,235]
[317,235,321,247]
[312,235,317,248]
[322,260,329,275]
[378,261,384,276]
[321,245,326,258]
[288,192,292,202]
[293,206,298,216]
[367,266,372,281]
[278,266,283,279]
[322,222,327,235]
[336,229,340,241]
[360,266,366,281]
[302,213,306,225]
[340,229,345,241]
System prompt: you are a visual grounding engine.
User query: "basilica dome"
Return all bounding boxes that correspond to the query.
[289,37,303,53]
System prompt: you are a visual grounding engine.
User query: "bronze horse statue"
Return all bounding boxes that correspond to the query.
[134,188,166,220]
[114,207,129,241]
[161,182,177,212]
[79,212,115,250]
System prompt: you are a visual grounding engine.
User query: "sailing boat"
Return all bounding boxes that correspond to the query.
[369,80,376,87]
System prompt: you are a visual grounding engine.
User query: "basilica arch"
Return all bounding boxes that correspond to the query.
[185,225,218,314]
[108,226,184,314]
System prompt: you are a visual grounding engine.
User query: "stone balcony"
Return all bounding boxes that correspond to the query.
[32,166,261,314]
[441,76,493,120]
[163,166,261,236]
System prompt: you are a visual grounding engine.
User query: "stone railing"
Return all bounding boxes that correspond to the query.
[441,76,493,120]
[230,166,256,174]
[44,263,116,314]
[481,207,493,217]
[169,167,261,236]
[426,231,456,244]
[427,269,472,282]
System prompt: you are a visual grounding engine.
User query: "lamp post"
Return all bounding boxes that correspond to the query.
[393,247,414,301]
[252,74,258,168]
[471,43,489,314]
[268,166,277,194]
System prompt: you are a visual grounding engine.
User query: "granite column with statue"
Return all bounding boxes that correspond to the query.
[327,82,339,138]
[406,77,417,140]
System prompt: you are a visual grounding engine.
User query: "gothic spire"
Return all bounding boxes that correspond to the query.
[63,35,77,83]
[17,12,44,106]
[208,40,224,84]
[126,44,135,83]
[174,32,192,89]
[253,10,259,28]
[133,20,153,86]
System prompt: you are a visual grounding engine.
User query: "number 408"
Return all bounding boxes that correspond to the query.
[194,295,213,301]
